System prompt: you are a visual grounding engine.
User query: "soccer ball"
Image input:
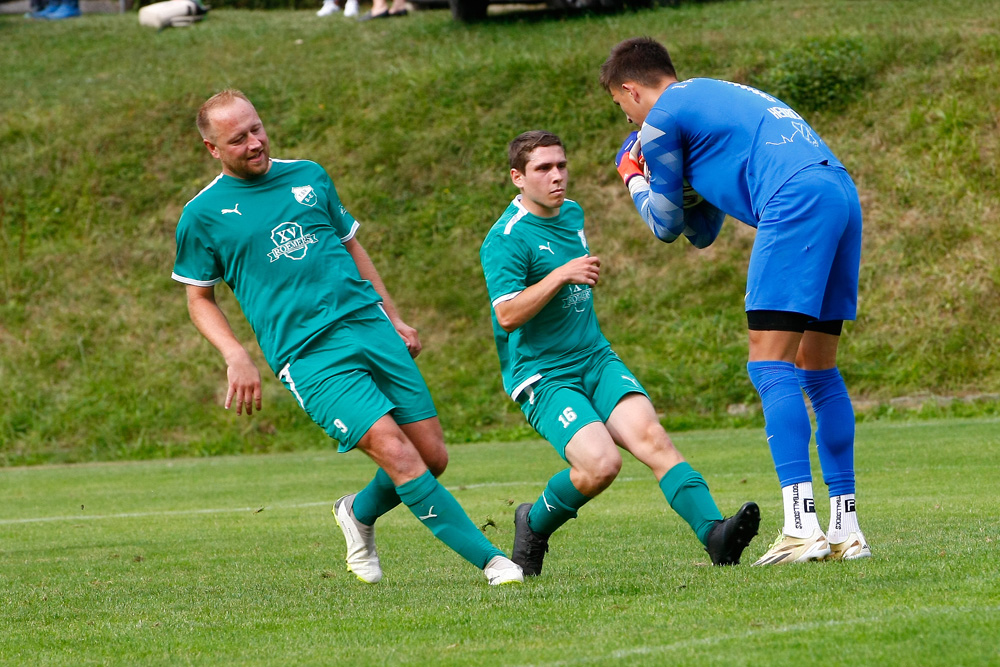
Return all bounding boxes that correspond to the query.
[682,180,704,209]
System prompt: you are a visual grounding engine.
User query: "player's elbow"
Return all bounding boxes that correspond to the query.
[496,313,520,334]
[688,234,713,249]
[186,291,215,318]
[646,212,683,244]
[651,226,681,244]
[494,306,520,333]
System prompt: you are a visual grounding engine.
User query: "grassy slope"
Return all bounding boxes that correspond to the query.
[1,0,999,464]
[2,419,998,664]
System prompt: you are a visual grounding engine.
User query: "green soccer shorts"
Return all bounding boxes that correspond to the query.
[278,305,437,452]
[518,347,649,459]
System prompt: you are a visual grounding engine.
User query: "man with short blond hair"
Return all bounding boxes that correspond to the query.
[172,90,522,586]
[195,89,252,142]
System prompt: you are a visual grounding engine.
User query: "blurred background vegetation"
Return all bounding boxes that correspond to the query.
[2,0,998,465]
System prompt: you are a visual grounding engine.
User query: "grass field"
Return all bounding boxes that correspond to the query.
[3,418,998,665]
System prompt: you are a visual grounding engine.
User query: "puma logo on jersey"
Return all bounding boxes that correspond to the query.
[538,243,554,254]
[222,204,242,215]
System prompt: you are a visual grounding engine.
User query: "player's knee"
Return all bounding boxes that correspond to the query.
[424,447,449,477]
[579,450,622,492]
[366,431,426,480]
[632,420,681,460]
[401,417,447,475]
[638,419,672,449]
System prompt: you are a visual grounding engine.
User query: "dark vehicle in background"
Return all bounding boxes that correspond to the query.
[413,0,649,22]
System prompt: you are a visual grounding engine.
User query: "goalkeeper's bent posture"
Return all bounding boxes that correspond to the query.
[171,90,522,586]
[480,130,760,575]
[601,37,871,565]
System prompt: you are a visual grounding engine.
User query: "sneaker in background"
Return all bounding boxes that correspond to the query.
[316,0,340,15]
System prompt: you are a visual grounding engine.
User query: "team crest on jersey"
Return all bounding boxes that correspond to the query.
[562,284,592,313]
[268,221,318,262]
[291,185,317,207]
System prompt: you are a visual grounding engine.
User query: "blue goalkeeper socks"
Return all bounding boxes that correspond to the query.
[527,469,592,536]
[797,366,856,496]
[396,470,503,569]
[747,361,813,486]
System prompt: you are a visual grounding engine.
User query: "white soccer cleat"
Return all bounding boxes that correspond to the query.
[316,0,340,16]
[484,555,524,586]
[752,529,831,566]
[343,0,358,16]
[333,494,383,583]
[826,531,872,561]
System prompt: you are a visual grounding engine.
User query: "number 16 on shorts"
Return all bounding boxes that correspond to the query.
[558,407,577,428]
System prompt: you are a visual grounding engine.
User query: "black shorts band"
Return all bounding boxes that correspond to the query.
[747,310,811,332]
[805,319,844,336]
[746,310,844,336]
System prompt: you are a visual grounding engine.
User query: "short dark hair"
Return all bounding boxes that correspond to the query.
[599,37,677,92]
[197,89,253,141]
[508,130,564,173]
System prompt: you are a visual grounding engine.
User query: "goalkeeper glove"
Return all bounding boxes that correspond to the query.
[615,132,644,186]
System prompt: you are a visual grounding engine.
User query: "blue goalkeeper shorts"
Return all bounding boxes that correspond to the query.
[745,163,863,322]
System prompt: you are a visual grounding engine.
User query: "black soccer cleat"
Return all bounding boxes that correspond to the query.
[705,501,761,566]
[511,502,550,576]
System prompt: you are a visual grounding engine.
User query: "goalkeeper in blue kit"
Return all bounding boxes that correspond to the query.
[480,130,760,576]
[601,37,871,564]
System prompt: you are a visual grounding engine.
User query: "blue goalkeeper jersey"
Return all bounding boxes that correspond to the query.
[634,78,844,245]
[171,159,381,374]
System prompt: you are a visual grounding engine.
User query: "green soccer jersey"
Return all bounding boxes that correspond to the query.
[171,159,381,374]
[480,196,611,399]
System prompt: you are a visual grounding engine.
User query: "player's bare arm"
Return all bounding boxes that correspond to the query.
[185,284,262,415]
[343,237,422,357]
[494,255,600,333]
